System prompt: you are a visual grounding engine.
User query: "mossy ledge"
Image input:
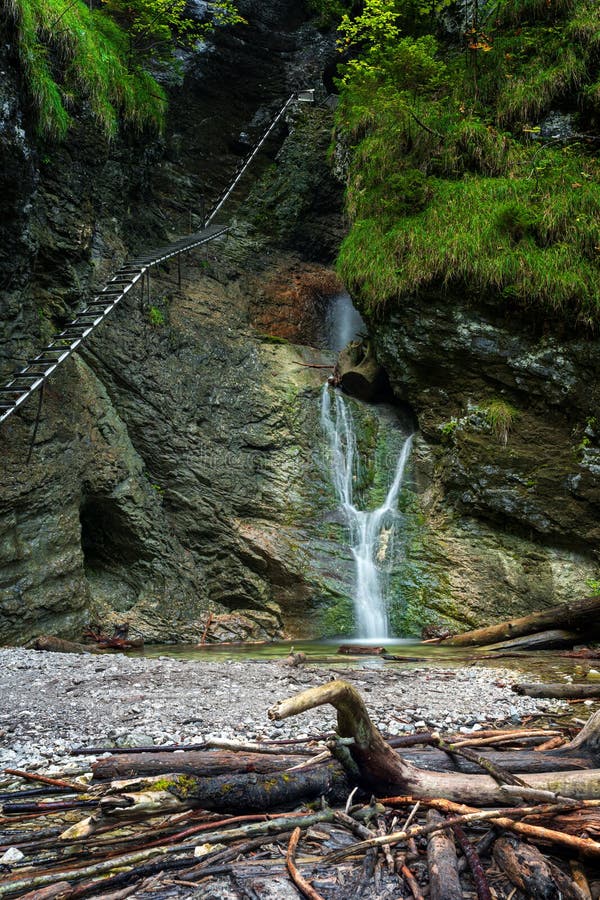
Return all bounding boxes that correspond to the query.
[4,0,167,138]
[327,0,600,329]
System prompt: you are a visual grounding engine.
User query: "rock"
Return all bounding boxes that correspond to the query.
[0,847,25,865]
[364,294,600,632]
[336,340,390,402]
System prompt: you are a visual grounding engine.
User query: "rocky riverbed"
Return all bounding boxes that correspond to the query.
[0,648,568,776]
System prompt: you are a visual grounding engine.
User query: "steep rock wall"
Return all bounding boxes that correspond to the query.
[0,1,347,643]
[368,295,600,633]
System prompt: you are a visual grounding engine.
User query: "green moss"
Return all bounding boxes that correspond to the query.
[334,0,600,328]
[148,777,176,791]
[321,592,355,636]
[169,774,198,799]
[6,0,166,138]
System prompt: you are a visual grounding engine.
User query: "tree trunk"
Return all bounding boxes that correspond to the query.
[514,683,600,699]
[482,629,579,652]
[166,763,349,812]
[91,746,597,782]
[440,597,600,647]
[92,750,307,781]
[493,834,588,899]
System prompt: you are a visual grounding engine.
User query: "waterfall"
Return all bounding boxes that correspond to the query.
[325,292,367,353]
[320,385,413,639]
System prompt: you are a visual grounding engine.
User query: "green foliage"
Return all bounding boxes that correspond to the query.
[332,0,600,327]
[586,578,600,596]
[6,0,243,138]
[6,0,167,138]
[102,0,243,63]
[148,304,166,326]
[481,399,518,446]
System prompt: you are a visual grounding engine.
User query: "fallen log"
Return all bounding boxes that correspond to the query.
[91,744,598,783]
[440,596,600,647]
[27,635,98,654]
[338,645,387,656]
[481,629,579,652]
[426,810,461,900]
[92,750,309,781]
[514,683,600,699]
[493,833,588,899]
[268,680,600,806]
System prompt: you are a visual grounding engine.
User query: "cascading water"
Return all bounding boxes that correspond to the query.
[325,292,367,352]
[321,385,413,639]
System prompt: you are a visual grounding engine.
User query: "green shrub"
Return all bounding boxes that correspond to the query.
[482,400,519,446]
[333,0,600,327]
[148,305,166,327]
[6,0,167,138]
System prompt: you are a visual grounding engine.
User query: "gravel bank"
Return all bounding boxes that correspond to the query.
[0,648,565,775]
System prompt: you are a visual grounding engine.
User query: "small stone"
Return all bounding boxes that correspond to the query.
[1,848,24,864]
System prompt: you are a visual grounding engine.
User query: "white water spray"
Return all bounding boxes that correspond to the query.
[325,292,367,352]
[321,386,413,639]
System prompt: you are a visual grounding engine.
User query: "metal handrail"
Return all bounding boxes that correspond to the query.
[0,89,315,427]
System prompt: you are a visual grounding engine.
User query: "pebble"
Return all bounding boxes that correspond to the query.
[0,648,567,772]
[0,848,25,864]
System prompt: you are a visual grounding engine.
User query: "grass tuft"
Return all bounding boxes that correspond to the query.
[7,0,167,138]
[335,0,600,328]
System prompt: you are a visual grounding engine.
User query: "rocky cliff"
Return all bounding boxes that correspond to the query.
[365,294,600,634]
[0,0,355,644]
[2,0,599,645]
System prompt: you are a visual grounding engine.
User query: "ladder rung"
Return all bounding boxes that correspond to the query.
[0,401,16,408]
[0,386,25,393]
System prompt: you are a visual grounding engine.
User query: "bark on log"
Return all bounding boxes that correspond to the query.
[426,810,462,900]
[482,629,579,652]
[268,680,600,806]
[514,683,600,699]
[28,635,98,654]
[493,834,588,899]
[166,763,349,812]
[92,746,596,782]
[441,596,600,647]
[92,750,308,781]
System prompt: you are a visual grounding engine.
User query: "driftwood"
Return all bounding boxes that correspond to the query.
[440,596,600,647]
[91,743,597,783]
[268,680,600,805]
[5,694,600,899]
[482,628,580,652]
[426,810,461,900]
[493,834,588,899]
[514,682,600,699]
[92,749,309,780]
[146,764,348,814]
[27,635,98,654]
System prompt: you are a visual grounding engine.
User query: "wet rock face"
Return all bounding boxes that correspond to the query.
[368,295,600,631]
[0,2,345,644]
